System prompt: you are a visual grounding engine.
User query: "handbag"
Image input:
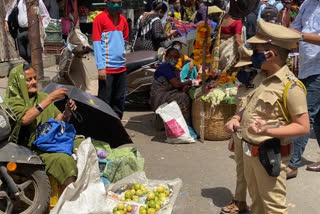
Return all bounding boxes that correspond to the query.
[7,0,21,39]
[33,118,76,155]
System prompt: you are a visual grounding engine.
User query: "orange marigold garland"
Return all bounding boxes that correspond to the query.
[193,23,212,66]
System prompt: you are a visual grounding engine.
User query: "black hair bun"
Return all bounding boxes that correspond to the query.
[152,0,168,12]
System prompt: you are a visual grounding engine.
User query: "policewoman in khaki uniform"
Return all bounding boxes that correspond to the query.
[225,19,310,214]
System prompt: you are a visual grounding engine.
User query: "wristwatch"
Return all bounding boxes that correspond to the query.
[35,104,44,112]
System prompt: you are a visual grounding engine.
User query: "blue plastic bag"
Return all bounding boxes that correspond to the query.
[33,118,76,155]
[188,126,198,139]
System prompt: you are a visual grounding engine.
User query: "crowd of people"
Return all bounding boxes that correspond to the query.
[2,0,320,213]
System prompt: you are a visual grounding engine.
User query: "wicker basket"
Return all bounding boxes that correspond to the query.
[192,99,236,141]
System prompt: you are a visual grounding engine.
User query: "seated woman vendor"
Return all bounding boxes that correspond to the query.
[172,41,193,71]
[5,64,78,194]
[151,48,192,123]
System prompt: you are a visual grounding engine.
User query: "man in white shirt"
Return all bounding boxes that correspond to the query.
[4,0,50,63]
[286,0,320,179]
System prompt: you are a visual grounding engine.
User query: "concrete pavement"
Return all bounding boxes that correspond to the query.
[123,109,320,214]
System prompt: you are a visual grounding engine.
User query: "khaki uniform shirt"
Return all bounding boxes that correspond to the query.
[236,84,252,112]
[239,65,308,145]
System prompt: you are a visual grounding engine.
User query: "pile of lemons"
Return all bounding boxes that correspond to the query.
[113,203,133,214]
[112,183,170,214]
[120,183,148,203]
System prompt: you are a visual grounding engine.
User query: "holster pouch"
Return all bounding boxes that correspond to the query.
[258,138,281,177]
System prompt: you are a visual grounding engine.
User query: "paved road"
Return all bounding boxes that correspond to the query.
[123,107,320,214]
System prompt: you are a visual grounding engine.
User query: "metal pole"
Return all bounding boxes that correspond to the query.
[200,2,209,143]
[26,0,44,79]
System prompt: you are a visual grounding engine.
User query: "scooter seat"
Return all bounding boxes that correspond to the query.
[126,51,158,74]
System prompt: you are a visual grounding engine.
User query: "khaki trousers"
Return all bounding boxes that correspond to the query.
[243,152,289,214]
[233,135,247,202]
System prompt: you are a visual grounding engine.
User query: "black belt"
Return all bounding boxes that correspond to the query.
[242,137,260,147]
[18,27,28,33]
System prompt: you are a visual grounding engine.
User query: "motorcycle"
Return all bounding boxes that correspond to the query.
[125,48,166,105]
[0,96,51,214]
[53,28,94,95]
[125,50,159,105]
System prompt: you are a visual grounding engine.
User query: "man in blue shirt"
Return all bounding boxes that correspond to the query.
[286,0,320,179]
[257,0,284,21]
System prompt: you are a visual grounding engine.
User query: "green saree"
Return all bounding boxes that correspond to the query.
[5,65,77,185]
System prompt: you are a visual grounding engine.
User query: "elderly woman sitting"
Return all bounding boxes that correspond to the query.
[5,64,77,194]
[150,48,192,123]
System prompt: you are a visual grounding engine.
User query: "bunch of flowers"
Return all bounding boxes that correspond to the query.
[216,72,237,87]
[193,23,212,66]
[201,82,238,107]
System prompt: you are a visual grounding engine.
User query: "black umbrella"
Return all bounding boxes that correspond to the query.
[41,83,133,147]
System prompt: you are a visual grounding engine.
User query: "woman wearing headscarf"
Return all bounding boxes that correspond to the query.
[5,64,78,194]
[132,0,177,51]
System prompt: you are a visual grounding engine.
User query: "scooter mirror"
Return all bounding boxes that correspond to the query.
[0,107,11,141]
[0,96,17,122]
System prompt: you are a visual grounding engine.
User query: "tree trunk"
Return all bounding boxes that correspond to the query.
[26,0,44,79]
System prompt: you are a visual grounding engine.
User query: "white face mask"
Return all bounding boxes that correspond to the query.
[173,45,181,51]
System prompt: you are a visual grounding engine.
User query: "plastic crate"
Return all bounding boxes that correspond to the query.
[44,41,64,55]
[45,31,63,42]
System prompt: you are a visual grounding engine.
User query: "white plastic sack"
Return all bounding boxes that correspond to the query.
[104,171,183,214]
[156,101,195,144]
[50,139,182,214]
[50,138,110,214]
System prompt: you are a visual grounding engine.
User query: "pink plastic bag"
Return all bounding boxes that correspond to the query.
[164,119,186,138]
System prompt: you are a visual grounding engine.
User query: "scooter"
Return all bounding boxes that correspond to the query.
[0,96,51,214]
[53,28,93,93]
[125,49,163,105]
